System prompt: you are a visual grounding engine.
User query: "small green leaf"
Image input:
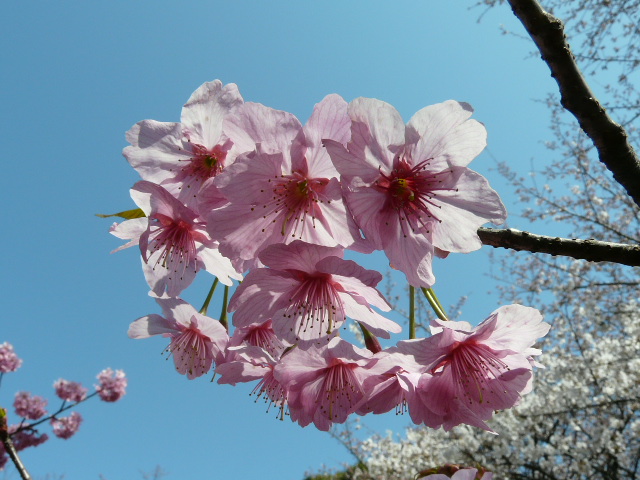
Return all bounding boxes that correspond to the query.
[95,208,146,220]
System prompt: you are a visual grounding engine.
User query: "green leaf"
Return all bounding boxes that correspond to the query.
[95,208,146,220]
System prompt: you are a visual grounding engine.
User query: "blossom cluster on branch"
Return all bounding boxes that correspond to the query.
[109,80,549,434]
[0,343,127,472]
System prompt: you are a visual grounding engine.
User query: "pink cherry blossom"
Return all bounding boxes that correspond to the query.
[206,95,367,264]
[13,392,47,420]
[228,320,288,359]
[356,350,424,420]
[50,412,83,439]
[129,297,229,379]
[324,98,507,287]
[275,338,373,431]
[419,467,493,480]
[399,305,549,432]
[228,241,400,345]
[95,368,127,402]
[216,345,288,417]
[123,80,244,209]
[111,180,241,297]
[0,342,22,373]
[53,379,88,403]
[9,427,49,451]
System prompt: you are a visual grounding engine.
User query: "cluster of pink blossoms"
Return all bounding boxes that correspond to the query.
[115,80,549,433]
[0,343,127,470]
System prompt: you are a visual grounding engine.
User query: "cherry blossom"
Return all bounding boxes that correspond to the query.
[0,342,22,373]
[8,428,48,451]
[53,379,88,403]
[227,320,288,359]
[216,345,288,417]
[123,80,244,210]
[206,95,367,264]
[324,99,507,287]
[111,180,241,297]
[228,241,400,345]
[50,412,83,440]
[129,297,229,379]
[95,368,127,402]
[13,392,48,420]
[418,466,493,480]
[275,338,373,431]
[398,305,549,432]
[356,350,424,419]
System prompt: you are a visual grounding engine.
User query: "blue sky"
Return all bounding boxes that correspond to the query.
[1,1,557,478]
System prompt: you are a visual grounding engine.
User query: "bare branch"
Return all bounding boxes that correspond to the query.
[506,0,640,208]
[478,227,640,266]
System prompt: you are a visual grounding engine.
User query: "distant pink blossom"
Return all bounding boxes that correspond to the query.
[123,80,244,210]
[206,95,367,264]
[275,338,373,431]
[95,368,127,402]
[129,297,229,379]
[53,379,88,403]
[0,342,22,373]
[324,99,507,287]
[228,241,400,345]
[50,412,83,439]
[111,180,241,296]
[9,427,49,451]
[13,392,47,420]
[400,305,549,432]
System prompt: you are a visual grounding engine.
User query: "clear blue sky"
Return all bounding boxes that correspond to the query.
[1,1,556,478]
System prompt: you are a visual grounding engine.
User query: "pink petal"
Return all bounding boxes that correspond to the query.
[430,168,507,253]
[109,218,147,253]
[348,98,405,172]
[223,102,302,158]
[258,242,343,273]
[180,80,243,148]
[128,314,177,339]
[407,100,487,168]
[123,120,184,184]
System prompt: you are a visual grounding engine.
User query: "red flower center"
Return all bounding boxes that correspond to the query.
[256,170,330,239]
[374,157,453,237]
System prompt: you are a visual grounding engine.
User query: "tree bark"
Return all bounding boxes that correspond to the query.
[478,227,640,267]
[507,0,640,209]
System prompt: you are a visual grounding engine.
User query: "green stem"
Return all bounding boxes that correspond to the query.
[420,287,449,321]
[219,285,230,331]
[199,278,219,315]
[409,285,416,339]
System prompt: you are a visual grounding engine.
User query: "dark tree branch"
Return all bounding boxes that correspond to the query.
[478,227,640,266]
[0,408,32,480]
[506,0,640,209]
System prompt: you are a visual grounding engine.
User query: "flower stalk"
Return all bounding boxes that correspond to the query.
[219,285,230,331]
[199,278,219,316]
[421,287,448,321]
[409,285,416,339]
